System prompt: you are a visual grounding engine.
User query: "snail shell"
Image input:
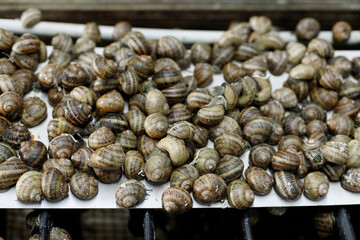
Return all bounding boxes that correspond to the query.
[242,55,267,74]
[0,74,23,96]
[129,55,153,80]
[186,91,213,109]
[70,86,97,108]
[96,90,125,116]
[115,130,138,152]
[301,103,327,123]
[48,134,79,159]
[10,51,39,70]
[47,117,75,141]
[162,187,193,214]
[332,21,352,43]
[170,164,199,192]
[237,106,261,127]
[88,127,115,150]
[307,38,334,58]
[334,97,359,119]
[209,116,241,141]
[70,147,94,174]
[70,172,98,200]
[249,143,275,169]
[273,171,303,200]
[192,124,209,148]
[157,136,189,166]
[271,150,300,171]
[227,179,255,209]
[223,82,239,110]
[0,156,28,188]
[302,52,327,70]
[194,63,213,88]
[0,142,16,164]
[90,143,125,170]
[48,87,64,107]
[21,8,41,28]
[283,113,306,136]
[347,139,360,169]
[327,114,354,137]
[115,179,146,208]
[304,171,329,200]
[266,50,287,75]
[352,57,360,79]
[118,70,140,96]
[62,98,92,126]
[218,29,244,47]
[91,57,117,80]
[214,133,248,157]
[91,77,119,94]
[243,116,273,145]
[3,124,31,149]
[113,21,132,41]
[250,15,271,33]
[21,97,47,127]
[162,82,187,105]
[323,163,346,181]
[126,109,146,136]
[167,121,195,141]
[271,87,298,109]
[15,171,43,203]
[82,22,101,43]
[330,56,352,78]
[260,100,285,124]
[37,63,63,89]
[50,227,72,240]
[129,94,146,112]
[0,92,23,121]
[245,166,273,196]
[157,36,185,60]
[48,49,71,68]
[42,158,75,182]
[278,135,303,152]
[93,167,122,183]
[215,155,244,184]
[144,113,168,139]
[51,33,73,52]
[144,150,173,183]
[253,76,271,105]
[341,168,360,192]
[313,212,335,239]
[124,150,145,180]
[321,141,348,165]
[72,37,95,56]
[268,121,285,145]
[137,135,157,157]
[235,43,258,61]
[193,173,226,204]
[289,64,315,81]
[255,32,285,51]
[19,140,47,170]
[41,167,69,201]
[331,134,351,144]
[286,42,306,65]
[0,116,11,141]
[12,38,40,54]
[317,67,342,91]
[0,28,14,50]
[192,147,220,175]
[196,97,226,127]
[153,66,182,89]
[211,44,234,68]
[296,17,320,40]
[145,89,169,115]
[310,87,338,111]
[61,63,88,90]
[191,42,211,63]
[13,68,35,93]
[99,113,128,134]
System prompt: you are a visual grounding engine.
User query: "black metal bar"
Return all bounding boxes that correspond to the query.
[39,210,53,240]
[240,210,253,240]
[336,207,356,240]
[144,210,154,240]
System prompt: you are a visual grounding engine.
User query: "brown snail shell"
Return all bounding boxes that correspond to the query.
[243,116,273,145]
[82,22,101,43]
[306,120,328,136]
[115,130,138,152]
[289,64,315,81]
[283,113,306,136]
[72,37,95,56]
[304,171,329,200]
[268,121,285,145]
[47,117,75,141]
[310,87,338,111]
[334,97,359,119]
[209,116,241,141]
[302,52,327,71]
[192,147,220,175]
[214,133,248,157]
[167,121,195,141]
[62,98,92,126]
[215,155,244,184]
[243,55,267,74]
[91,77,119,94]
[0,156,28,189]
[144,150,173,183]
[48,49,71,68]
[0,92,23,121]
[70,147,94,174]
[162,187,193,214]
[124,150,145,180]
[157,136,189,167]
[145,89,169,115]
[37,63,63,89]
[194,63,213,88]
[183,75,198,96]
[330,134,351,144]
[48,134,79,159]
[253,76,271,105]
[341,168,360,192]
[317,67,342,90]
[113,21,131,41]
[49,227,71,240]
[115,179,146,208]
[42,158,75,182]
[211,44,234,68]
[41,167,69,201]
[278,135,303,152]
[3,123,31,149]
[91,57,117,80]
[0,116,11,141]
[90,143,125,170]
[271,87,298,109]
[227,179,255,209]
[245,166,273,196]
[237,106,261,128]
[271,150,300,171]
[347,139,360,169]
[154,66,182,89]
[300,103,327,123]
[186,91,213,109]
[96,90,125,116]
[234,43,258,61]
[296,17,320,40]
[266,50,287,75]
[70,86,97,108]
[273,171,303,200]
[0,142,16,164]
[255,32,285,51]
[192,124,209,148]
[99,113,128,134]
[20,8,41,28]
[70,172,98,200]
[93,167,122,183]
[0,74,23,96]
[170,164,199,192]
[129,55,153,80]
[129,94,146,112]
[249,143,275,169]
[307,38,334,58]
[327,114,354,137]
[196,97,226,127]
[321,141,348,165]
[61,63,88,90]
[218,29,244,47]
[330,56,352,78]
[191,42,211,63]
[137,135,157,157]
[13,69,36,94]
[10,51,39,70]
[21,97,47,128]
[144,113,168,139]
[313,212,335,239]
[118,70,140,96]
[19,140,47,170]
[332,21,352,43]
[51,33,73,52]
[250,15,271,33]
[125,109,146,136]
[352,57,360,79]
[286,42,306,65]
[193,173,226,204]
[260,100,285,124]
[12,38,40,54]
[48,87,64,107]
[15,171,43,203]
[88,127,115,150]
[157,36,185,60]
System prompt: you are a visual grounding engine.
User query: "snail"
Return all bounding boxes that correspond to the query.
[304,171,329,200]
[237,106,261,127]
[144,150,173,183]
[321,140,348,165]
[157,36,185,60]
[48,134,79,159]
[271,87,298,109]
[317,67,342,90]
[296,17,320,40]
[300,103,327,123]
[115,130,138,152]
[90,143,125,170]
[62,98,92,126]
[191,147,220,175]
[194,63,213,88]
[137,134,157,157]
[341,168,360,192]
[302,52,327,70]
[186,91,213,109]
[154,65,182,89]
[0,92,23,121]
[51,33,73,53]
[19,140,47,170]
[93,168,122,184]
[48,87,64,106]
[170,164,199,192]
[330,56,352,78]
[273,171,303,200]
[215,155,244,184]
[113,21,132,41]
[42,158,75,182]
[3,123,31,149]
[13,68,36,94]
[70,86,98,108]
[21,97,47,127]
[48,49,71,68]
[162,187,193,214]
[0,28,14,51]
[0,156,28,189]
[70,147,94,174]
[307,38,334,58]
[255,32,285,51]
[193,173,226,204]
[271,150,300,171]
[243,116,273,145]
[191,42,211,63]
[47,117,75,141]
[211,44,234,68]
[157,136,189,166]
[99,113,128,134]
[61,63,88,89]
[310,87,338,111]
[70,172,98,200]
[334,97,359,118]
[234,43,258,61]
[245,166,273,196]
[332,21,352,43]
[88,127,115,150]
[209,116,241,141]
[15,171,43,203]
[289,64,315,81]
[12,38,41,54]
[115,179,147,208]
[72,37,95,56]
[227,179,255,209]
[96,90,125,116]
[82,22,101,43]
[249,15,272,33]
[0,74,23,96]
[347,139,360,169]
[144,113,168,139]
[145,89,170,115]
[283,113,306,136]
[20,8,42,28]
[249,143,275,169]
[41,167,69,201]
[167,121,195,141]
[0,142,16,164]
[327,114,354,137]
[214,133,248,157]
[124,150,145,180]
[266,50,287,75]
[286,42,306,65]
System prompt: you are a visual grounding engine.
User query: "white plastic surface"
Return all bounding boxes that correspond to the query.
[0,47,359,209]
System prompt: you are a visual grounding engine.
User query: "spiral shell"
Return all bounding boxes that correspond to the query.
[212,44,234,68]
[3,124,31,149]
[70,86,97,108]
[144,150,173,183]
[51,33,73,52]
[41,167,69,201]
[332,21,352,43]
[273,171,303,200]
[327,114,354,137]
[0,142,16,164]
[113,21,131,40]
[271,150,300,171]
[21,8,41,28]
[304,171,329,200]
[209,116,241,141]
[341,168,360,192]
[191,42,211,63]
[124,150,145,180]
[70,172,98,200]
[300,103,327,123]
[157,136,189,166]
[88,127,115,150]
[0,58,16,75]
[145,89,169,115]
[321,141,348,165]
[0,74,23,96]
[21,97,47,127]
[271,87,298,109]
[307,38,334,58]
[196,98,226,127]
[42,158,75,182]
[47,117,75,141]
[190,147,219,175]
[286,42,306,65]
[235,43,258,61]
[0,156,28,189]
[283,113,306,136]
[162,187,193,214]
[310,87,338,111]
[50,227,72,240]
[16,171,43,203]
[170,164,199,192]
[334,97,359,119]
[96,90,125,116]
[0,92,23,121]
[90,143,125,170]
[227,179,255,209]
[215,155,244,184]
[19,140,47,170]
[214,133,248,157]
[296,17,320,40]
[192,124,209,148]
[137,134,157,157]
[60,63,88,90]
[157,36,185,60]
[245,166,273,196]
[193,173,226,204]
[278,135,303,152]
[12,38,40,54]
[266,50,287,75]
[115,179,146,208]
[260,100,285,124]
[93,167,122,183]
[249,143,275,169]
[143,113,168,139]
[250,15,271,33]
[0,28,14,50]
[62,98,92,126]
[243,116,273,145]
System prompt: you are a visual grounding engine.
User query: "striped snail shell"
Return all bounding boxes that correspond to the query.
[162,82,187,105]
[268,121,284,145]
[99,113,128,134]
[0,142,16,164]
[154,66,182,89]
[129,55,153,80]
[253,76,271,105]
[304,171,329,200]
[334,97,359,119]
[0,156,28,189]
[186,91,213,109]
[70,147,94,174]
[317,67,342,90]
[209,116,241,142]
[93,167,122,183]
[12,38,40,54]
[286,42,306,65]
[223,62,242,83]
[170,164,199,192]
[90,143,125,170]
[156,36,185,60]
[245,166,273,196]
[62,98,92,126]
[325,163,346,182]
[113,21,132,41]
[327,114,354,137]
[91,77,119,94]
[347,139,360,169]
[88,127,115,150]
[266,50,287,75]
[0,74,23,96]
[124,150,145,180]
[47,117,75,141]
[42,158,75,182]
[310,87,338,111]
[341,168,360,192]
[162,187,193,214]
[50,227,72,240]
[332,21,352,43]
[255,32,285,51]
[0,58,16,75]
[227,179,255,209]
[331,134,351,144]
[15,171,43,203]
[115,179,146,208]
[82,22,101,43]
[137,134,157,157]
[340,79,360,99]
[145,89,169,115]
[37,63,63,89]
[249,143,275,169]
[21,97,47,127]
[0,92,23,121]
[237,106,261,128]
[126,109,146,136]
[144,113,168,139]
[196,96,226,127]
[129,94,146,112]
[192,147,220,175]
[145,150,173,183]
[284,78,308,101]
[234,43,258,61]
[167,121,195,141]
[154,57,181,72]
[283,113,306,136]
[250,15,271,33]
[218,29,244,47]
[211,44,234,68]
[10,50,39,70]
[215,155,244,184]
[72,37,95,56]
[300,103,327,123]
[260,100,285,124]
[194,63,213,88]
[48,134,79,159]
[48,49,71,68]
[192,124,209,148]
[193,173,226,204]
[174,51,191,69]
[157,136,189,166]
[307,38,334,58]
[278,135,303,152]
[223,82,239,110]
[118,70,140,96]
[19,140,47,170]
[70,172,98,200]
[273,171,303,200]
[296,17,320,40]
[70,86,98,108]
[242,55,267,74]
[0,28,14,50]
[191,42,211,63]
[61,63,88,90]
[91,57,117,80]
[214,133,248,157]
[51,33,73,52]
[271,149,300,171]
[21,8,41,28]
[313,212,335,239]
[0,116,11,141]
[243,116,273,145]
[271,87,298,109]
[41,167,69,201]
[330,56,352,78]
[115,130,138,152]
[96,90,125,116]
[321,140,349,165]
[289,64,315,81]
[3,124,31,149]
[47,87,64,107]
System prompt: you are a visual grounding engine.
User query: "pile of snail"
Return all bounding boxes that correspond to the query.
[1,10,360,214]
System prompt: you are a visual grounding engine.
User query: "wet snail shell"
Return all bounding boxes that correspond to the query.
[237,106,261,128]
[91,56,118,80]
[296,17,320,40]
[137,134,157,157]
[266,50,287,75]
[99,113,128,134]
[70,147,94,174]
[194,63,213,88]
[310,87,338,111]
[0,142,16,164]
[250,15,272,33]
[186,91,213,109]
[70,86,98,108]
[341,168,360,192]
[192,147,220,175]
[16,171,43,203]
[96,90,125,116]
[129,94,146,112]
[61,63,88,90]
[145,89,169,115]
[21,97,47,128]
[129,55,154,80]
[215,155,244,184]
[48,134,79,159]
[327,114,354,137]
[191,42,211,63]
[167,121,195,141]
[214,133,248,157]
[162,187,193,214]
[170,164,199,192]
[118,70,140,96]
[193,173,226,204]
[271,87,298,109]
[273,171,303,200]
[332,21,352,43]
[70,172,98,200]
[90,143,125,170]
[243,116,273,145]
[227,179,255,210]
[307,38,334,58]
[260,100,285,124]
[12,38,41,54]
[62,98,92,126]
[0,58,16,75]
[37,63,63,89]
[0,92,23,121]
[115,179,146,208]
[304,171,329,200]
[0,74,23,96]
[245,166,273,196]
[183,75,198,96]
[320,141,348,165]
[249,143,275,169]
[42,158,75,182]
[124,150,145,180]
[0,156,28,189]
[268,121,285,145]
[3,123,31,149]
[0,28,14,50]
[41,167,69,201]
[19,140,47,170]
[157,136,189,166]
[144,150,173,183]
[196,96,226,127]
[113,21,132,41]
[88,127,115,150]
[317,67,342,90]
[144,113,168,139]
[209,116,241,141]
[48,87,64,107]
[283,113,306,136]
